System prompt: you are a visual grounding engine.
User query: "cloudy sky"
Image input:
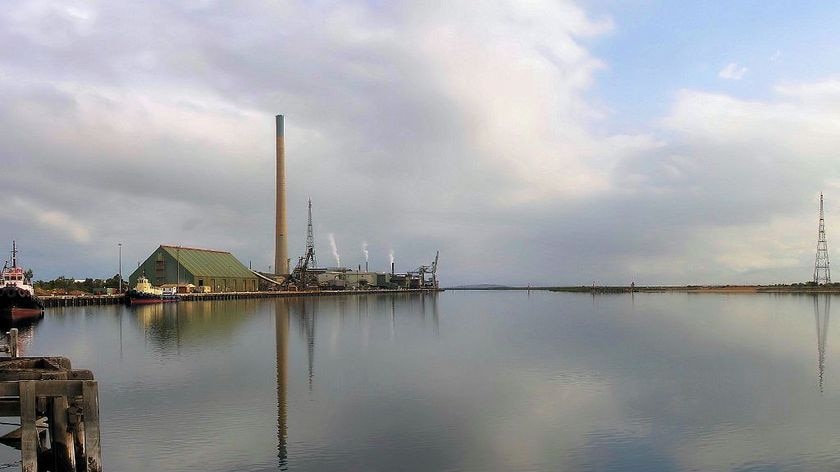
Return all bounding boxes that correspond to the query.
[2,0,840,286]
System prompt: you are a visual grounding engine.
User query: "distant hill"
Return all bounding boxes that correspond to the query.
[447,284,513,290]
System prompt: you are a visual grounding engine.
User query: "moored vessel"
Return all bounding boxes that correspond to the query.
[126,274,179,305]
[0,241,44,322]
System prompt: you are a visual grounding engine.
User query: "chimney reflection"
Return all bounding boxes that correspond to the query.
[276,299,289,469]
[813,295,831,394]
[390,297,396,339]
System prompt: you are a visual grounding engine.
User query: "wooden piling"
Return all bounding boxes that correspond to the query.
[0,351,102,471]
[82,381,101,472]
[49,396,76,471]
[19,381,37,472]
[9,329,17,358]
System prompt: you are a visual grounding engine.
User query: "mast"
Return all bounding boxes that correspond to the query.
[815,193,831,284]
[11,241,17,268]
[306,199,316,267]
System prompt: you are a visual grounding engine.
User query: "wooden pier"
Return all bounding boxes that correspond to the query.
[41,288,443,307]
[40,295,125,308]
[0,329,102,471]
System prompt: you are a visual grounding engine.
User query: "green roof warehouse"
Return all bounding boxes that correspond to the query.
[129,245,258,293]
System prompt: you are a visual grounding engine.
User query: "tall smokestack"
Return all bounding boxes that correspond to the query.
[275,115,289,275]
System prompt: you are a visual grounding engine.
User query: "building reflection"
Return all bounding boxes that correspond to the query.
[130,300,259,352]
[814,294,831,393]
[129,303,181,354]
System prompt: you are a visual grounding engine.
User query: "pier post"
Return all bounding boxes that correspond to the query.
[71,401,86,467]
[19,381,37,472]
[9,329,18,358]
[49,396,76,470]
[82,381,102,472]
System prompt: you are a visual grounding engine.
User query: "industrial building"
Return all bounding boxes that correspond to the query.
[299,259,438,291]
[129,245,258,293]
[262,114,441,292]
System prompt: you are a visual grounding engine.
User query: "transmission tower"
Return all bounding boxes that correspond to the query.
[306,198,316,266]
[814,193,831,284]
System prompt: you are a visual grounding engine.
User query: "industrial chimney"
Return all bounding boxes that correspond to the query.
[275,115,289,275]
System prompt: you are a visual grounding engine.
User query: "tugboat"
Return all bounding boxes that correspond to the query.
[126,274,178,305]
[0,241,45,322]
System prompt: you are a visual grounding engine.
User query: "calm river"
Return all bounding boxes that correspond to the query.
[2,291,839,471]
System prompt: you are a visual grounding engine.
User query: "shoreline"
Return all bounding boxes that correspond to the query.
[446,285,840,294]
[40,288,444,308]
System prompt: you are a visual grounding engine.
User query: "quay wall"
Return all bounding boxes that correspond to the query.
[40,288,444,308]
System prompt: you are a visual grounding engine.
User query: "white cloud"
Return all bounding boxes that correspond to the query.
[0,197,91,244]
[718,62,748,80]
[775,78,840,101]
[612,82,840,283]
[397,1,616,202]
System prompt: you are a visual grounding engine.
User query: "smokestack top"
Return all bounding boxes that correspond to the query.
[276,114,284,137]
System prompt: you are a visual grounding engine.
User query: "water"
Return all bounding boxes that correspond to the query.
[2,291,840,471]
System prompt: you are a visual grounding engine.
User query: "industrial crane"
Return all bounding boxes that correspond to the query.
[414,251,439,288]
[288,199,318,289]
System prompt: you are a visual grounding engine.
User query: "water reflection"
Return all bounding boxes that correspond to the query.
[0,318,42,356]
[296,300,316,391]
[273,293,442,470]
[276,300,289,470]
[18,291,840,471]
[131,300,260,352]
[813,295,831,393]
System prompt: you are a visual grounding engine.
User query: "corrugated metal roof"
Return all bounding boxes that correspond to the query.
[159,245,254,279]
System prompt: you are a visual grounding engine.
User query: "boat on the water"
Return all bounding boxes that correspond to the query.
[0,241,45,322]
[126,274,179,305]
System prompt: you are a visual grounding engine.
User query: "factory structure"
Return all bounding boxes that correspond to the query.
[264,114,439,292]
[127,114,439,294]
[278,199,439,290]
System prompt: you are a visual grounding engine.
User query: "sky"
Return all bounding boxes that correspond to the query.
[2,0,840,286]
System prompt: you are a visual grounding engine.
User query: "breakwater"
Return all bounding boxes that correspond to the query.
[40,288,444,308]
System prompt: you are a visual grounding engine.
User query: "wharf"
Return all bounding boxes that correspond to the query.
[41,288,443,308]
[0,329,102,471]
[41,294,125,307]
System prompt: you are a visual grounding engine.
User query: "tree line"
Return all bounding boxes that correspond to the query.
[34,274,125,294]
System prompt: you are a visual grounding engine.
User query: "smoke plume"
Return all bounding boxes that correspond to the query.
[362,241,369,262]
[389,249,395,265]
[329,233,341,266]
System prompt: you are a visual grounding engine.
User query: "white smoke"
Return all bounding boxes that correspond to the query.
[362,241,369,262]
[389,249,395,265]
[329,233,341,266]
